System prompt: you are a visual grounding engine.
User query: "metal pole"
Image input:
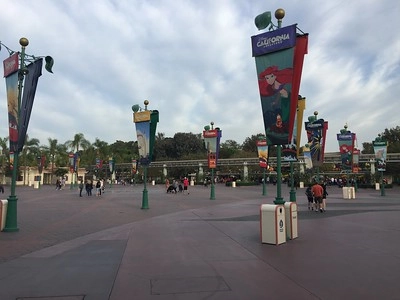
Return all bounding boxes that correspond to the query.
[289,161,296,202]
[274,145,284,204]
[4,39,28,232]
[141,166,149,209]
[210,168,215,200]
[381,171,385,196]
[262,168,267,196]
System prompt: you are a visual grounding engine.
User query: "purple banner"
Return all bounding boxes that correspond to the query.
[251,24,296,57]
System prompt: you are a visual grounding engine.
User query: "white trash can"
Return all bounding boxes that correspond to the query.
[0,200,8,231]
[260,204,286,245]
[232,181,236,188]
[284,202,298,240]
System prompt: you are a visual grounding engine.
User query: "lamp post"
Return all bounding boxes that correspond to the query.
[132,100,159,209]
[1,38,53,232]
[373,135,387,196]
[203,122,222,200]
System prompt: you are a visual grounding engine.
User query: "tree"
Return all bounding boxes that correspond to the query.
[21,136,40,185]
[219,140,241,159]
[0,137,9,182]
[65,133,91,153]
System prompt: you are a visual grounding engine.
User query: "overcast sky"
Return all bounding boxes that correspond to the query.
[1,0,399,153]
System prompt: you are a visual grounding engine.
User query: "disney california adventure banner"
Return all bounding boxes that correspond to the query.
[252,24,308,146]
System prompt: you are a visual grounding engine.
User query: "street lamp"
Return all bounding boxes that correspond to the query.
[203,122,222,200]
[373,135,387,196]
[132,100,159,209]
[1,38,53,232]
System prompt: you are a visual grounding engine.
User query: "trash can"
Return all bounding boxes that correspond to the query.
[375,183,380,190]
[190,180,194,186]
[0,200,8,231]
[34,181,39,189]
[284,202,298,240]
[342,187,355,199]
[299,182,304,189]
[151,180,155,186]
[232,181,236,188]
[260,204,286,245]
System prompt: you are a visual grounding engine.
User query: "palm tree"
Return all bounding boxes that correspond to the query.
[65,133,90,186]
[21,135,40,185]
[0,137,9,184]
[42,138,59,184]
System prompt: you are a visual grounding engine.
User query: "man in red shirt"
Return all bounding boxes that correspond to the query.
[183,177,189,194]
[311,182,324,212]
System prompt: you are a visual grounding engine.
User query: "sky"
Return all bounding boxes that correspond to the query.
[1,0,399,153]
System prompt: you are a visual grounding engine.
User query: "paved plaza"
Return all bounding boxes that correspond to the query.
[0,182,400,299]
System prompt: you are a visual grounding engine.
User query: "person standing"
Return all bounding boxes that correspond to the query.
[305,184,314,210]
[79,180,84,197]
[311,182,324,213]
[322,183,328,212]
[96,180,101,196]
[183,177,189,194]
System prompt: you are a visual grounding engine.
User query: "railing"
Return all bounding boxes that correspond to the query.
[102,152,400,170]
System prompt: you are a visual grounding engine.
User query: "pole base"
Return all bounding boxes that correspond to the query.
[210,185,215,200]
[274,197,285,205]
[4,195,19,232]
[262,183,267,196]
[141,189,149,209]
[289,190,296,202]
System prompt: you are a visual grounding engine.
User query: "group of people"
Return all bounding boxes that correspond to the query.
[79,179,105,197]
[165,177,189,194]
[305,182,328,213]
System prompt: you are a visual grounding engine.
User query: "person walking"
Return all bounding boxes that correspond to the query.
[322,183,328,212]
[183,177,189,194]
[305,184,314,210]
[96,180,101,196]
[79,180,84,197]
[311,181,324,213]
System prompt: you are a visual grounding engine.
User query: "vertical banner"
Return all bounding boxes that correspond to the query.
[203,129,222,169]
[73,152,79,172]
[352,149,360,173]
[305,119,328,167]
[303,144,313,170]
[252,25,308,146]
[132,159,137,174]
[4,53,20,153]
[337,131,356,170]
[109,157,115,173]
[133,109,159,166]
[68,152,74,173]
[256,139,268,168]
[135,121,151,165]
[373,140,387,172]
[18,58,43,152]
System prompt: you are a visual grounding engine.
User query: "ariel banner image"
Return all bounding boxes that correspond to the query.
[252,24,308,146]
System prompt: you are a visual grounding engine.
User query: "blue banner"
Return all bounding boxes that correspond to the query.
[251,24,296,57]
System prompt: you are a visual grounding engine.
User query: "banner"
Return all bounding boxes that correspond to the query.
[305,119,328,167]
[303,144,313,170]
[337,132,356,170]
[132,159,137,174]
[203,129,222,169]
[352,149,360,173]
[252,24,308,145]
[256,139,268,168]
[135,121,151,165]
[5,64,19,153]
[373,140,387,172]
[18,58,43,152]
